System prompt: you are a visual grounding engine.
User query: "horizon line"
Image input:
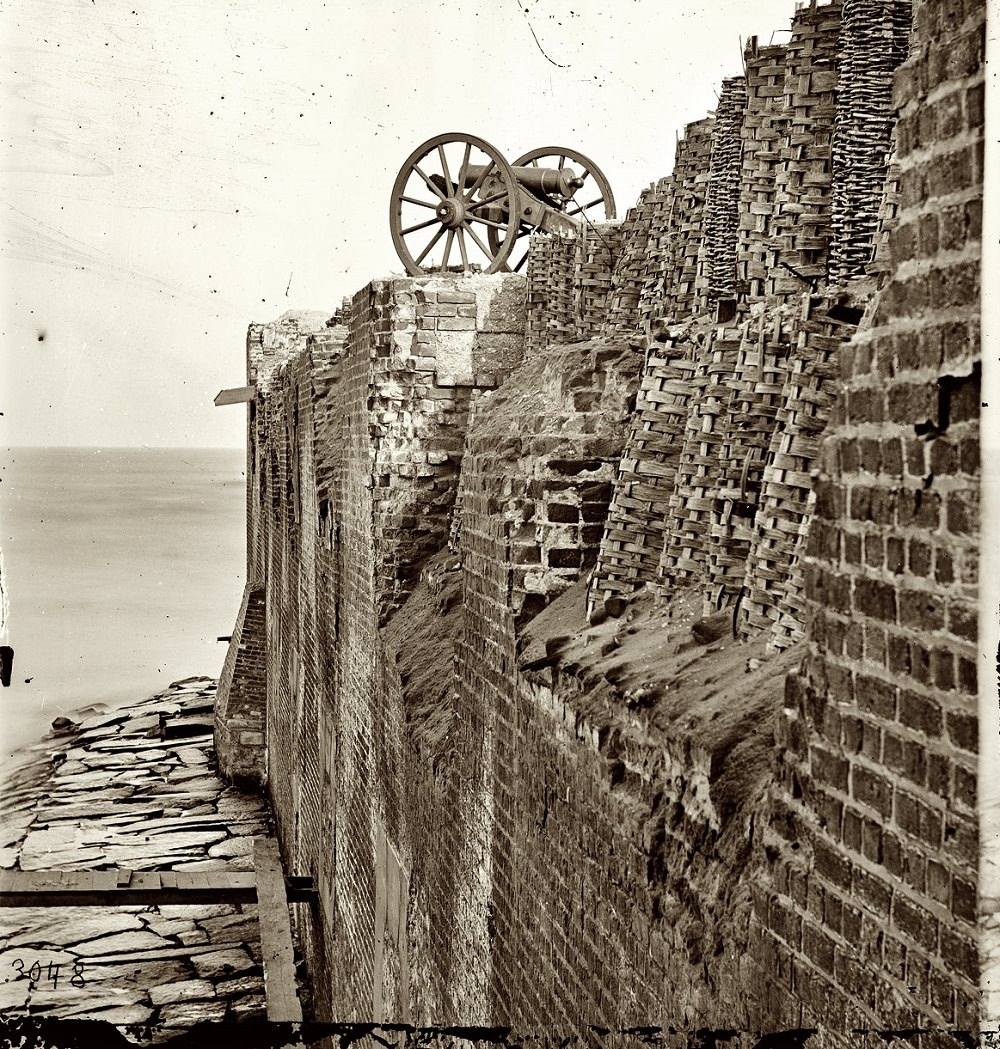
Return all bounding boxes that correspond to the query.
[2,444,245,451]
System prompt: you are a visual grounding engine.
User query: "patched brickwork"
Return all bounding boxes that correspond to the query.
[459,338,640,627]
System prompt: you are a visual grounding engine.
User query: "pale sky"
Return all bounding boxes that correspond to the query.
[2,0,797,448]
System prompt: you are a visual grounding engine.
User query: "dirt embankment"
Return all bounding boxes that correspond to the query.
[519,579,804,828]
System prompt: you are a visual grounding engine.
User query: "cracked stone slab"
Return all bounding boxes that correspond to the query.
[170,858,232,871]
[83,828,228,849]
[78,1002,154,1025]
[71,930,174,958]
[27,986,150,1016]
[190,947,258,980]
[148,978,215,1005]
[228,992,266,1018]
[0,977,32,1010]
[19,845,107,871]
[158,997,227,1026]
[2,913,144,950]
[215,973,264,999]
[80,958,193,987]
[207,834,257,858]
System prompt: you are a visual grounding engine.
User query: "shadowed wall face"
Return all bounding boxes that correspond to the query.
[217,0,986,1034]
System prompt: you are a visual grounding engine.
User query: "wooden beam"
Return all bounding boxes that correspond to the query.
[253,838,303,1023]
[214,386,256,406]
[0,870,257,907]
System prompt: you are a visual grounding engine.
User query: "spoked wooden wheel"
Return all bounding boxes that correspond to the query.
[487,146,617,273]
[390,133,520,276]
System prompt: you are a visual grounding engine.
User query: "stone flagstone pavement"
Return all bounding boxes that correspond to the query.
[0,676,278,1042]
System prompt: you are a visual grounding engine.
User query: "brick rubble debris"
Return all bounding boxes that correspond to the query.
[0,676,275,1042]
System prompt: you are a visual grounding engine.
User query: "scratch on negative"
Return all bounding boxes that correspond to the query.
[512,0,569,69]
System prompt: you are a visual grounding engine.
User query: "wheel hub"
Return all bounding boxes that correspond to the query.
[435,197,466,228]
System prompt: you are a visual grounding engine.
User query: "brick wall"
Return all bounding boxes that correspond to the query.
[755,0,984,1031]
[220,0,987,1035]
[213,582,267,786]
[235,275,526,1022]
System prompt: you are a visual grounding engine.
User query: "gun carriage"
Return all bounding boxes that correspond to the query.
[389,132,616,275]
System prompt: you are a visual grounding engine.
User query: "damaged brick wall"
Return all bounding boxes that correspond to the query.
[228,277,527,1022]
[757,0,984,1030]
[222,0,985,1036]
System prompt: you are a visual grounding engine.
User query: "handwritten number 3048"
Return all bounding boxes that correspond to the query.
[9,958,85,989]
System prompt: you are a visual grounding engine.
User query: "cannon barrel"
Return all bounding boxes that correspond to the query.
[464,163,584,198]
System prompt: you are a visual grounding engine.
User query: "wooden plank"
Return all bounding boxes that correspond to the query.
[0,869,256,907]
[178,872,211,891]
[254,838,302,1023]
[31,871,67,891]
[92,868,121,893]
[372,826,386,1020]
[214,386,256,407]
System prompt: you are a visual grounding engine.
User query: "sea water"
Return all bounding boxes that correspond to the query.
[0,447,246,761]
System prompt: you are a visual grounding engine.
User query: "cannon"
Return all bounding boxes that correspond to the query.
[389,132,616,276]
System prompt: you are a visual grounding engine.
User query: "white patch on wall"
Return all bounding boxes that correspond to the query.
[434,331,476,387]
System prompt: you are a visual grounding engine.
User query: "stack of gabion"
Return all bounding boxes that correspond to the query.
[577,222,623,334]
[524,222,621,356]
[651,117,716,325]
[526,232,578,354]
[588,325,699,613]
[603,185,659,337]
[828,0,913,285]
[636,176,677,330]
[659,328,741,583]
[736,293,862,646]
[696,77,750,312]
[737,41,791,302]
[706,305,795,611]
[764,1,843,302]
